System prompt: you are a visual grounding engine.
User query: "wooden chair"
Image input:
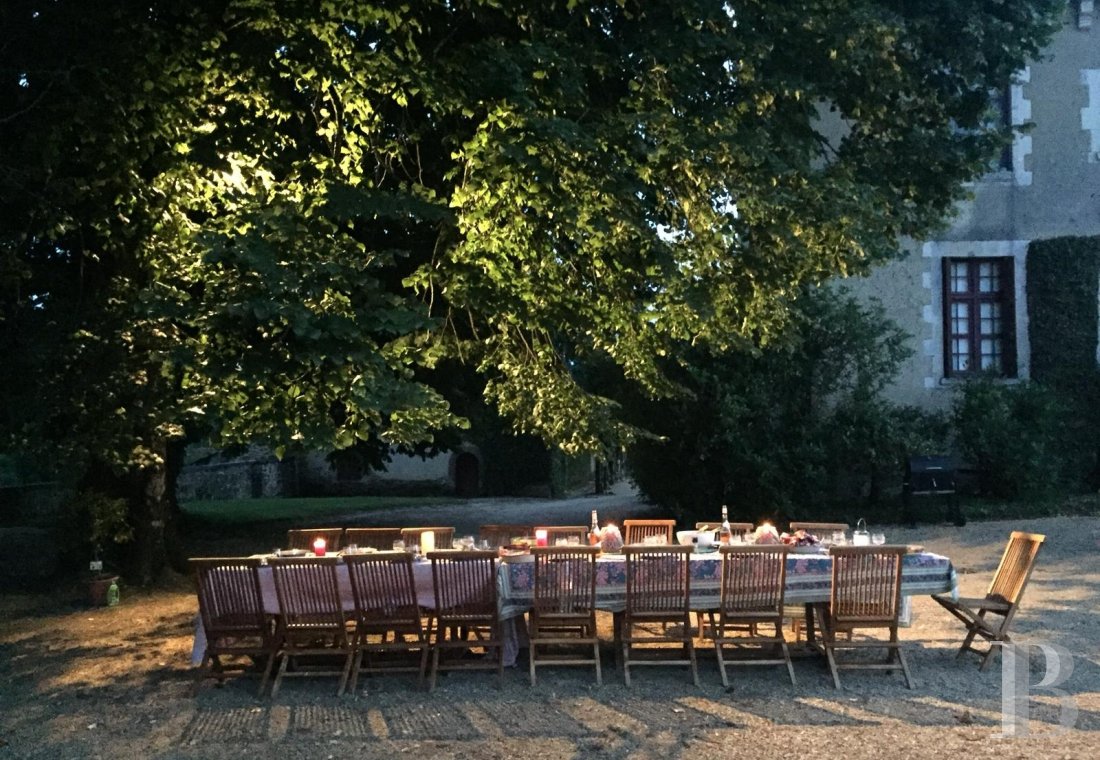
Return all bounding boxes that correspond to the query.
[344,551,429,692]
[620,545,699,686]
[534,525,588,545]
[529,546,601,686]
[267,556,355,696]
[286,528,344,552]
[344,527,403,551]
[401,526,456,551]
[710,545,796,687]
[933,531,1045,671]
[819,546,913,689]
[191,557,278,695]
[478,524,533,549]
[789,522,849,536]
[622,519,676,546]
[787,522,850,640]
[695,521,754,536]
[427,550,503,691]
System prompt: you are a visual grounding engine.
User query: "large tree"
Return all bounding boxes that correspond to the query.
[0,1,1061,581]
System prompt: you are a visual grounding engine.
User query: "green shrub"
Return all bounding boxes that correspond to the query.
[622,288,948,525]
[952,379,1070,499]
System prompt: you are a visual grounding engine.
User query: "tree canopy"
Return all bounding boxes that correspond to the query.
[0,1,1062,576]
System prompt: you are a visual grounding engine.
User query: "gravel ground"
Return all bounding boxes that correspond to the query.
[0,493,1097,759]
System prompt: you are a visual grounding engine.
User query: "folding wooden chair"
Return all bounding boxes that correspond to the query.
[695,521,754,535]
[478,524,533,549]
[820,546,913,689]
[620,545,699,686]
[529,546,601,686]
[191,557,278,695]
[789,522,849,536]
[268,556,355,696]
[401,526,455,550]
[427,550,503,691]
[344,551,429,692]
[622,519,676,546]
[933,531,1045,670]
[344,527,403,551]
[709,545,796,687]
[788,522,850,640]
[286,528,344,552]
[534,525,588,545]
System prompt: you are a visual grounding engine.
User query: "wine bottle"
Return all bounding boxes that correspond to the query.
[719,504,732,545]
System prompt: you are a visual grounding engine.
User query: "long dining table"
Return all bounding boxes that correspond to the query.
[191,549,958,671]
[497,549,959,619]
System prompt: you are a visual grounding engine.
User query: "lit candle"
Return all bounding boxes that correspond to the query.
[312,537,326,556]
[535,529,548,547]
[420,530,435,554]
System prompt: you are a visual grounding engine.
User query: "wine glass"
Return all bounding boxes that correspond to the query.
[872,532,886,546]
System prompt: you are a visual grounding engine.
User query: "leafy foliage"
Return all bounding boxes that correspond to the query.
[952,379,1072,499]
[619,288,948,524]
[0,2,1061,573]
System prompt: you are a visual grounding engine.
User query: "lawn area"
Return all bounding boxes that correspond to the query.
[180,495,455,525]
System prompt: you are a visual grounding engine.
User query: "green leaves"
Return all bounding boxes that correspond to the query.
[0,0,1064,475]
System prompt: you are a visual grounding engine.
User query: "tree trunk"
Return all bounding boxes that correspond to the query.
[124,437,184,585]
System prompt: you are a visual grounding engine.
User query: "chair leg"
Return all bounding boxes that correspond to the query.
[258,651,276,697]
[688,637,699,687]
[825,644,841,689]
[896,647,915,689]
[528,641,537,686]
[957,626,979,659]
[622,639,631,687]
[978,639,1000,671]
[778,622,797,686]
[348,645,364,696]
[270,654,290,698]
[337,648,353,696]
[593,641,603,687]
[715,640,729,688]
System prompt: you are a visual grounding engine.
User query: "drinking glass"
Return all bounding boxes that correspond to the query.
[392,539,406,552]
[346,543,359,554]
[872,533,886,546]
[831,530,847,546]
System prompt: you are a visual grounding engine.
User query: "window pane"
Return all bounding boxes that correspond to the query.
[950,262,969,293]
[980,338,1002,371]
[951,302,969,334]
[978,261,1000,293]
[952,339,969,372]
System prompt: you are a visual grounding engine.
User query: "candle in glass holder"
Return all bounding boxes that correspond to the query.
[535,529,548,547]
[420,530,435,554]
[312,537,326,556]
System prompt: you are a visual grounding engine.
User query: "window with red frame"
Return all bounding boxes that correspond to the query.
[943,258,1016,378]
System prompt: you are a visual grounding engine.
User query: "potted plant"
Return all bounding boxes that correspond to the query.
[84,490,133,606]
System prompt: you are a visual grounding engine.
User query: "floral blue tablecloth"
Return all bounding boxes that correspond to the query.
[499,551,957,618]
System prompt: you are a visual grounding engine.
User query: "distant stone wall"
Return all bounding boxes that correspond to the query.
[177,458,299,501]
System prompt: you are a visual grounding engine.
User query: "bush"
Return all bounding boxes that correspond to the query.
[952,379,1070,499]
[621,287,948,525]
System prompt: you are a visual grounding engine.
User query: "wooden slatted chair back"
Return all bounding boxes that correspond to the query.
[192,557,267,638]
[401,526,456,549]
[624,545,692,614]
[532,546,598,616]
[987,531,1045,606]
[789,522,849,535]
[719,545,789,617]
[268,556,346,630]
[286,528,344,552]
[534,526,588,545]
[344,551,421,628]
[696,521,754,534]
[829,546,906,626]
[622,519,676,546]
[429,550,498,622]
[344,527,403,551]
[478,524,534,548]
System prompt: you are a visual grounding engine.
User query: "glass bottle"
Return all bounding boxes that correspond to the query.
[719,505,732,545]
[106,580,119,607]
[588,509,601,546]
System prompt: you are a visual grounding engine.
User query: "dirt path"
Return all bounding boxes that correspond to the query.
[336,479,657,535]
